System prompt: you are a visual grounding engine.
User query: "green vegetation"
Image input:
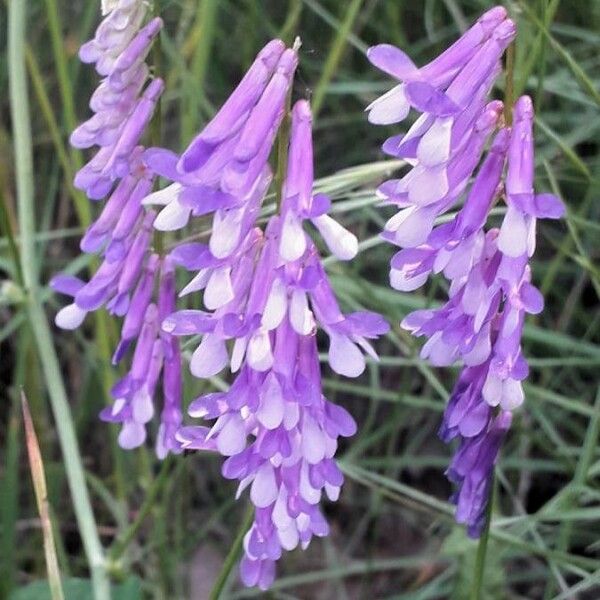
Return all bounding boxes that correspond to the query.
[1,1,599,598]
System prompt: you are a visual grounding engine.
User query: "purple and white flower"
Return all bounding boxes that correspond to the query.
[142,40,298,234]
[166,100,388,587]
[52,2,183,458]
[73,1,163,198]
[367,5,564,537]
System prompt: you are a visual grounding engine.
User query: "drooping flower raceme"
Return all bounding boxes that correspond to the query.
[367,8,565,536]
[369,7,515,252]
[163,100,388,589]
[72,1,163,199]
[52,1,183,458]
[142,39,297,245]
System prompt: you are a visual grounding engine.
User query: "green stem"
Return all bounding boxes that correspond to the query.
[274,35,299,214]
[470,475,494,600]
[0,396,21,597]
[107,457,173,563]
[209,504,254,600]
[8,2,110,598]
[0,191,24,285]
[25,46,87,223]
[42,0,89,224]
[43,0,78,132]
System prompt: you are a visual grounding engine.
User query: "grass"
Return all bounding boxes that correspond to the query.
[1,0,599,598]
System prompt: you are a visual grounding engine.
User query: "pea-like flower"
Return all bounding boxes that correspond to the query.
[52,1,183,459]
[367,6,564,536]
[166,100,388,588]
[142,40,298,238]
[73,0,163,198]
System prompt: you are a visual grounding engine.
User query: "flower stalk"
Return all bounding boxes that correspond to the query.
[208,505,255,600]
[470,474,494,600]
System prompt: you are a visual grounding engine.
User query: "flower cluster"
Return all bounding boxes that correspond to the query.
[367,7,565,535]
[72,1,162,199]
[52,0,568,588]
[55,18,389,588]
[148,70,388,583]
[52,0,182,458]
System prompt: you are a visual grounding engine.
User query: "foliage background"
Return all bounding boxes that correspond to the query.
[1,0,600,598]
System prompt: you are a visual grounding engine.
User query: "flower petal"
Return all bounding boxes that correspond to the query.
[55,304,88,330]
[328,332,365,377]
[367,44,419,80]
[366,84,410,125]
[190,334,228,378]
[279,211,306,262]
[311,215,358,260]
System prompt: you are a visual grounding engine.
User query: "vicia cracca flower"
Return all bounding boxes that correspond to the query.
[367,7,565,536]
[52,1,183,458]
[142,39,298,246]
[72,1,163,199]
[368,7,515,252]
[164,99,389,588]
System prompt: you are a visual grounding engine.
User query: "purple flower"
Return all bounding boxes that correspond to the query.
[170,224,386,588]
[381,101,504,251]
[389,126,510,291]
[497,96,565,259]
[142,40,298,233]
[52,2,183,459]
[280,101,359,262]
[368,9,515,263]
[101,302,162,449]
[447,411,512,537]
[397,96,563,533]
[98,258,183,456]
[367,5,565,537]
[51,199,156,329]
[366,7,511,125]
[73,3,163,198]
[178,316,358,590]
[52,218,184,458]
[156,258,184,459]
[166,100,388,587]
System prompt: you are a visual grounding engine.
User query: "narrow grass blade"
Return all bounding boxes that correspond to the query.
[21,390,65,600]
[518,0,600,107]
[181,0,219,140]
[0,397,20,597]
[549,386,600,599]
[535,117,592,181]
[302,0,368,54]
[8,1,110,597]
[24,46,89,223]
[311,0,364,117]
